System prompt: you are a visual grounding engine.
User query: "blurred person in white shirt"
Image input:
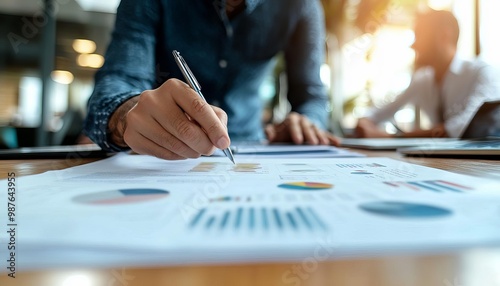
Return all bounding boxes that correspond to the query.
[355,9,500,138]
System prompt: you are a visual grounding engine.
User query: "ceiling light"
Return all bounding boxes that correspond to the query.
[73,39,96,54]
[77,54,104,69]
[75,0,120,13]
[51,70,74,85]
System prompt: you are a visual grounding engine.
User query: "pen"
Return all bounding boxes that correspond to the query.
[172,50,235,164]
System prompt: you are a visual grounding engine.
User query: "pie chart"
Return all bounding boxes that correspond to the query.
[359,201,452,218]
[73,189,170,205]
[278,182,333,191]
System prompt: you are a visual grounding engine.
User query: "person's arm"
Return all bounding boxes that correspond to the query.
[366,87,414,124]
[284,0,327,129]
[83,0,230,159]
[396,124,447,138]
[266,1,339,146]
[355,90,413,138]
[83,0,160,151]
[354,70,426,138]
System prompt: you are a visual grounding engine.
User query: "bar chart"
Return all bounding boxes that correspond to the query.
[383,180,473,193]
[188,206,328,233]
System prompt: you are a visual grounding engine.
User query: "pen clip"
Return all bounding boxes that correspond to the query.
[172,50,201,92]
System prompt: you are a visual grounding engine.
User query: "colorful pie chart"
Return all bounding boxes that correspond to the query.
[278,182,333,191]
[73,189,170,205]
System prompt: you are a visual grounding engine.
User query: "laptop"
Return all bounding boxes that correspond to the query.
[340,137,455,150]
[0,144,109,159]
[340,100,500,152]
[398,100,500,157]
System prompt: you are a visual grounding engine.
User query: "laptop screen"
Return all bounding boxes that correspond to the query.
[460,100,500,139]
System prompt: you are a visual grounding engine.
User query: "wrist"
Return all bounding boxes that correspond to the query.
[108,96,140,148]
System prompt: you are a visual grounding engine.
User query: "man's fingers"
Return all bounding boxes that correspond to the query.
[326,133,341,146]
[287,113,303,144]
[137,86,215,155]
[125,131,186,161]
[133,113,202,158]
[121,79,228,160]
[265,124,277,142]
[314,126,330,145]
[212,106,228,129]
[168,80,230,149]
[300,118,318,145]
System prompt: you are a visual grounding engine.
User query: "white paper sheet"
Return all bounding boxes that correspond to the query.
[1,154,500,270]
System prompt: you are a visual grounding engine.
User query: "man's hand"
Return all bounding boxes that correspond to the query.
[108,79,230,160]
[265,112,340,146]
[354,118,392,138]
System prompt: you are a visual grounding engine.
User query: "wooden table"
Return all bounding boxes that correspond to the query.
[1,151,499,286]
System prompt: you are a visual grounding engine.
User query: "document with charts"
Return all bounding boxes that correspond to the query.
[2,153,500,269]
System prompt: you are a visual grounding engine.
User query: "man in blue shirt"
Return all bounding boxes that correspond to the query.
[84,0,336,160]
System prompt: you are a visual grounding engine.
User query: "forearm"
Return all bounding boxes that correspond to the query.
[397,124,448,138]
[83,0,159,151]
[285,1,328,129]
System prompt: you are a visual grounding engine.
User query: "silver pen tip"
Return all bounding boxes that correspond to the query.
[223,148,236,165]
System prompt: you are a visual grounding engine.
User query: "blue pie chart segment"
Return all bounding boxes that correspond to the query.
[359,201,452,218]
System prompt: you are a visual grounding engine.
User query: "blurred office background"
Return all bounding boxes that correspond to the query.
[0,0,498,148]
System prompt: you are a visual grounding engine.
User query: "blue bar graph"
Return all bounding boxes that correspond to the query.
[249,207,255,230]
[220,211,230,229]
[189,206,327,232]
[189,208,206,227]
[234,207,243,230]
[286,212,298,230]
[273,208,283,230]
[205,216,216,229]
[262,208,269,230]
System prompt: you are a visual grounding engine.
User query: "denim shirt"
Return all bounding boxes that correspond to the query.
[83,0,328,151]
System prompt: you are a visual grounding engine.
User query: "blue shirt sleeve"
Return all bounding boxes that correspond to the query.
[284,0,329,129]
[83,0,160,151]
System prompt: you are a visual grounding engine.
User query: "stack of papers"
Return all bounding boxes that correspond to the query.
[2,152,500,270]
